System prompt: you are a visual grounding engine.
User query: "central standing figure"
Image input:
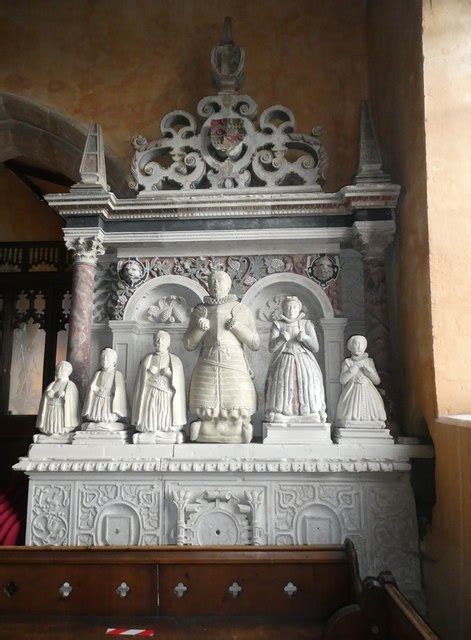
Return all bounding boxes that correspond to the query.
[184,271,260,443]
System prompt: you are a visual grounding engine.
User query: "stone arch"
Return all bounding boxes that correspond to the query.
[241,272,334,322]
[123,274,207,322]
[0,92,130,195]
[111,275,207,407]
[241,272,346,427]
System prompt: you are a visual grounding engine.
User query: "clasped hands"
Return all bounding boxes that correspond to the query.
[196,317,239,332]
[281,330,307,343]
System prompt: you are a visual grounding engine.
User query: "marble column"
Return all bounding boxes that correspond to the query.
[352,221,395,400]
[65,236,105,400]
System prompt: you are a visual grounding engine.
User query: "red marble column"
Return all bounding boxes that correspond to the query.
[65,236,104,400]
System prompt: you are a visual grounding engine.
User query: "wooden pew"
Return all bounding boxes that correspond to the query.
[0,541,439,639]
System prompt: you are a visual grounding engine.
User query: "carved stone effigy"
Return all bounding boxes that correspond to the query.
[34,361,80,443]
[15,17,433,616]
[334,335,393,444]
[74,348,129,444]
[132,331,186,444]
[263,295,330,444]
[183,271,260,444]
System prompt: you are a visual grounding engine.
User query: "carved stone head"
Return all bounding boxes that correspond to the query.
[153,330,171,354]
[282,296,303,320]
[347,335,368,357]
[56,361,73,380]
[208,271,232,299]
[100,347,118,371]
[120,259,145,286]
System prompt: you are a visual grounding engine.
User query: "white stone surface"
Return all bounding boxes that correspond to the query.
[334,423,394,444]
[73,429,131,445]
[263,422,332,444]
[36,361,80,438]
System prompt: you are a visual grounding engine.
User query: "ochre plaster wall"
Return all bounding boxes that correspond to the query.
[0,0,369,194]
[366,0,435,435]
[0,167,63,241]
[368,2,471,638]
[421,2,471,639]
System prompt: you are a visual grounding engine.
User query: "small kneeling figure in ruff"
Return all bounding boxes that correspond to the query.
[81,347,129,431]
[35,361,80,443]
[132,330,186,444]
[335,335,387,426]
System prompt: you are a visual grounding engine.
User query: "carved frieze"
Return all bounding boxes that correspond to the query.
[95,254,342,321]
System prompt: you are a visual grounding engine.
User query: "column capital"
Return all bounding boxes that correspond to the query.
[65,235,105,266]
[352,220,395,258]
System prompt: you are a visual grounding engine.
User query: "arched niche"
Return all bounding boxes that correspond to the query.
[241,272,347,428]
[0,92,129,195]
[110,275,207,402]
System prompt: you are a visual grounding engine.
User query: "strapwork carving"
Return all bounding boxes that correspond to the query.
[130,19,327,193]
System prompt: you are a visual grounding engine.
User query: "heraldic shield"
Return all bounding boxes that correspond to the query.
[210,117,245,155]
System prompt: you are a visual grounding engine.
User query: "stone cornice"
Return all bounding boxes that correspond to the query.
[14,442,434,474]
[46,182,400,222]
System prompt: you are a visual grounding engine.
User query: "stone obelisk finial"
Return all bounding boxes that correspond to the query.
[210,17,245,94]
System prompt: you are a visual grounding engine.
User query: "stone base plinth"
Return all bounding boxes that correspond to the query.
[14,439,434,611]
[263,421,332,444]
[73,429,131,445]
[334,421,394,445]
[33,433,74,444]
[133,429,184,444]
[82,421,129,432]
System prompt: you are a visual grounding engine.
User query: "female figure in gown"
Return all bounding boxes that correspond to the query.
[36,361,80,440]
[265,296,326,423]
[335,335,387,425]
[132,330,186,443]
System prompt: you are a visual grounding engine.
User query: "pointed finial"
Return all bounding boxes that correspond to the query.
[210,17,245,94]
[72,123,109,191]
[354,101,390,184]
[221,16,234,45]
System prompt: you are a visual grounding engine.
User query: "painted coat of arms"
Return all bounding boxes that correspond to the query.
[210,118,245,155]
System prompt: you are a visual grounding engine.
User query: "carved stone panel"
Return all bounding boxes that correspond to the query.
[168,483,267,546]
[30,483,72,546]
[76,482,161,545]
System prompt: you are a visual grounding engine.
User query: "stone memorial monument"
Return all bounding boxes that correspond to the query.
[35,361,80,443]
[263,295,330,444]
[13,19,434,608]
[334,335,393,443]
[183,271,260,443]
[132,330,186,443]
